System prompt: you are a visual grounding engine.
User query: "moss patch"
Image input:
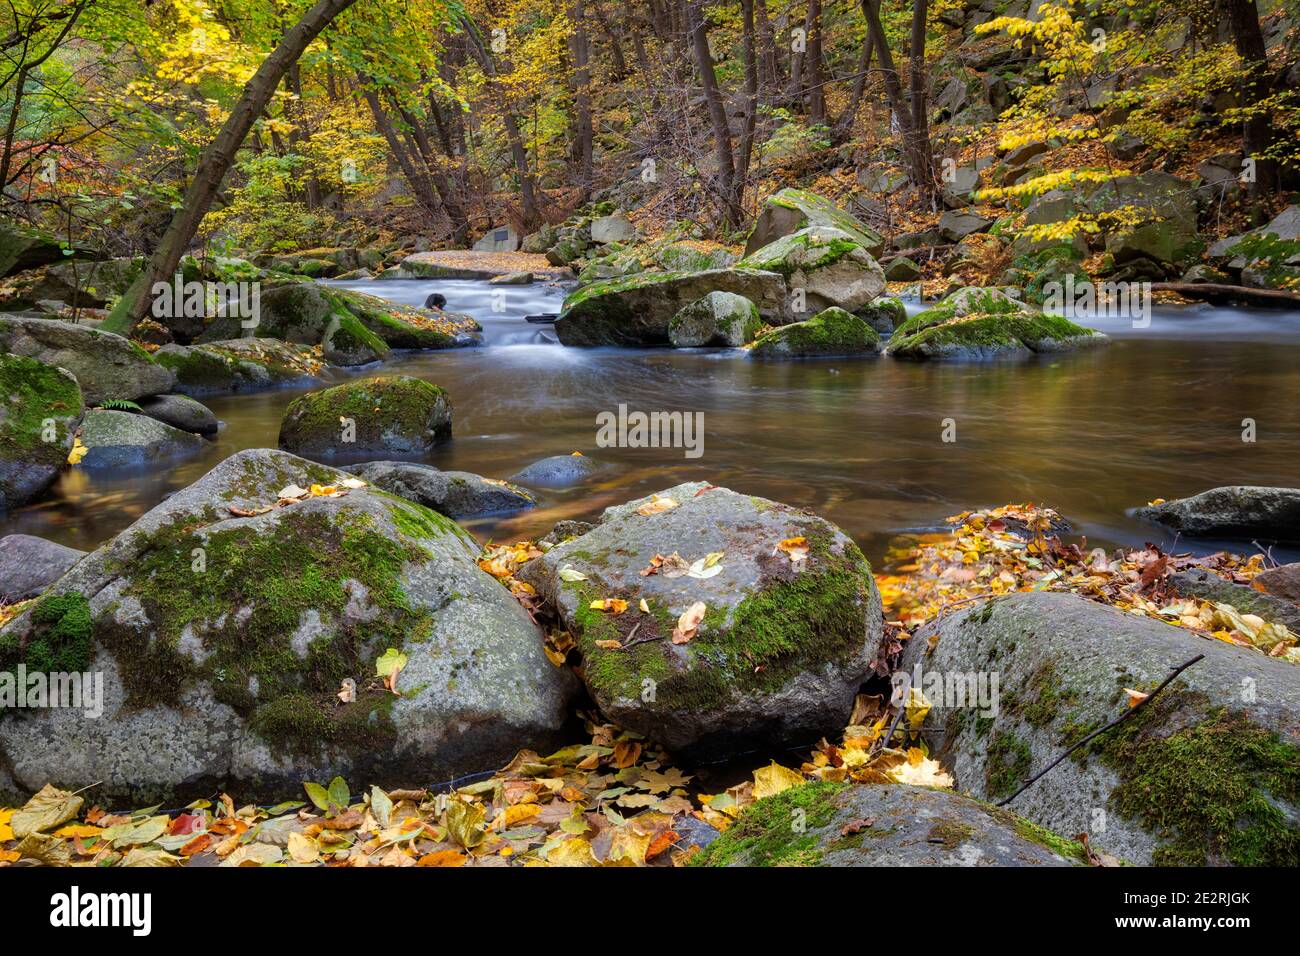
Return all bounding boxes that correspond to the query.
[0,592,93,673]
[692,781,848,866]
[986,730,1033,798]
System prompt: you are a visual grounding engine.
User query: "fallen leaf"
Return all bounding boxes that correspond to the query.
[636,495,679,516]
[11,784,83,838]
[671,601,706,644]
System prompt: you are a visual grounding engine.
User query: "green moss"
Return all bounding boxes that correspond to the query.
[750,308,881,358]
[739,229,863,276]
[97,507,432,755]
[324,308,388,358]
[1089,692,1300,866]
[982,803,1089,862]
[1020,661,1078,729]
[986,730,1033,798]
[693,781,848,867]
[280,376,449,450]
[890,310,1097,356]
[1,592,93,673]
[0,353,82,458]
[249,688,397,756]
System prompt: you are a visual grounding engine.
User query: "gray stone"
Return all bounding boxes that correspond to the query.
[137,393,219,437]
[0,314,173,403]
[938,211,995,242]
[1168,569,1300,634]
[1004,141,1050,167]
[0,534,85,602]
[882,257,923,281]
[590,213,636,244]
[668,291,762,348]
[1254,563,1300,603]
[0,222,97,277]
[472,225,519,252]
[745,188,884,257]
[517,482,883,758]
[347,461,536,520]
[900,591,1300,865]
[1134,486,1300,542]
[699,782,1081,867]
[488,271,534,285]
[0,448,578,804]
[78,409,205,469]
[739,226,887,313]
[154,339,328,396]
[508,454,605,489]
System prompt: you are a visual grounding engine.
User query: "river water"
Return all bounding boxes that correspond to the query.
[5,278,1299,564]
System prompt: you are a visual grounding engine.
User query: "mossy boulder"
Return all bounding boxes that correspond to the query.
[278,376,451,461]
[137,394,219,437]
[901,591,1300,865]
[1134,486,1300,543]
[517,482,884,758]
[887,287,1106,361]
[347,460,535,520]
[668,291,762,348]
[155,339,328,396]
[0,314,173,403]
[0,448,578,804]
[0,353,83,510]
[856,296,907,334]
[0,221,98,277]
[745,188,885,258]
[740,226,887,314]
[749,307,882,359]
[555,269,788,347]
[78,409,205,470]
[330,288,481,350]
[695,782,1084,867]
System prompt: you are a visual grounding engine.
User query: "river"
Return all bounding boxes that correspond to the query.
[5,277,1299,564]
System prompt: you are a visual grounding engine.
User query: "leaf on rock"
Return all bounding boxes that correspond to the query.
[11,784,83,839]
[671,601,706,644]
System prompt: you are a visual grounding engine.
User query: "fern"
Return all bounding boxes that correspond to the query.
[96,399,143,412]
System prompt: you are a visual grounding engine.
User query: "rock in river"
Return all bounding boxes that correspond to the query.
[0,448,578,805]
[738,226,887,314]
[899,591,1300,865]
[278,376,452,461]
[137,393,219,437]
[0,314,173,403]
[77,409,206,469]
[155,339,328,396]
[508,454,606,489]
[0,534,85,602]
[749,307,882,359]
[347,461,535,520]
[695,781,1083,867]
[1134,486,1300,542]
[667,291,762,348]
[518,482,883,758]
[0,353,83,510]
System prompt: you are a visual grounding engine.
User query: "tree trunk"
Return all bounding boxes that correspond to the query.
[1226,0,1278,197]
[104,0,361,336]
[805,0,826,124]
[570,0,594,200]
[687,0,740,229]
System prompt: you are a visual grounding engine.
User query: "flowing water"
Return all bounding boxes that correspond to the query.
[6,277,1300,564]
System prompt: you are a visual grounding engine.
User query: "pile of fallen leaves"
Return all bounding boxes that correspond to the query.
[876,503,1298,664]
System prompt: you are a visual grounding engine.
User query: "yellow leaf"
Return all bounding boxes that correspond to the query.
[636,495,679,516]
[11,784,82,838]
[66,437,87,466]
[752,762,806,799]
[547,836,596,866]
[288,831,319,864]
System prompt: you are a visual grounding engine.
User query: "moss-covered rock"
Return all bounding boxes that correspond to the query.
[901,591,1300,865]
[887,287,1106,361]
[0,221,97,277]
[668,291,762,348]
[695,782,1084,867]
[745,188,885,257]
[155,338,328,396]
[0,353,83,510]
[278,376,451,461]
[0,448,577,804]
[330,288,481,350]
[0,314,173,403]
[517,482,884,758]
[739,226,887,313]
[78,408,205,470]
[555,268,788,347]
[856,296,907,334]
[749,307,882,359]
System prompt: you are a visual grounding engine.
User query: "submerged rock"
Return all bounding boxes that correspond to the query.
[749,307,882,359]
[888,287,1106,361]
[0,448,578,804]
[1134,486,1300,542]
[739,226,887,313]
[0,314,173,403]
[278,376,452,461]
[667,291,762,348]
[508,454,606,489]
[137,393,219,437]
[347,461,535,519]
[900,591,1300,865]
[0,354,83,510]
[555,269,787,347]
[745,188,885,257]
[0,534,85,602]
[518,482,884,758]
[78,409,206,469]
[695,781,1083,867]
[155,339,328,396]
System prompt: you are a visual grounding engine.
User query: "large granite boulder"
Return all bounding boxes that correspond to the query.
[749,307,882,359]
[0,534,85,602]
[900,591,1300,865]
[745,188,885,257]
[0,354,83,510]
[555,269,788,347]
[739,226,887,314]
[696,781,1084,867]
[346,461,536,520]
[0,314,173,403]
[77,409,206,470]
[278,376,452,461]
[1134,486,1300,543]
[154,339,329,396]
[518,482,884,758]
[668,291,762,348]
[0,448,578,805]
